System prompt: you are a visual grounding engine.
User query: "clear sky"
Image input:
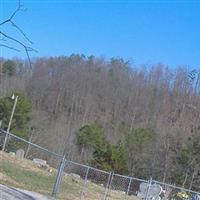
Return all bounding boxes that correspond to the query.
[1,0,200,68]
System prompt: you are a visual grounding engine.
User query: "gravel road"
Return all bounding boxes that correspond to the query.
[0,184,53,200]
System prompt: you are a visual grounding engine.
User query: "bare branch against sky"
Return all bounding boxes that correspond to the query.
[0,0,37,67]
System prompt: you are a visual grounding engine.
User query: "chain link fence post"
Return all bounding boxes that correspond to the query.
[125,176,132,200]
[107,171,114,199]
[80,166,90,200]
[52,154,67,198]
[102,171,113,200]
[145,177,152,200]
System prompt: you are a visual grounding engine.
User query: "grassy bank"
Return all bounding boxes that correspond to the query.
[0,151,138,200]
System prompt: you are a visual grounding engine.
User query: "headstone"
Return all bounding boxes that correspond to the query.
[33,158,49,169]
[8,152,15,157]
[190,194,200,200]
[15,149,25,160]
[137,182,162,200]
[47,168,53,173]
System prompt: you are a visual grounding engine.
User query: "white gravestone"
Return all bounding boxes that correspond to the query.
[137,182,162,200]
[9,152,15,157]
[15,149,25,160]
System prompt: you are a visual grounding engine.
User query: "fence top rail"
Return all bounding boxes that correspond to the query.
[68,160,110,175]
[0,129,62,158]
[113,173,148,183]
[153,180,200,195]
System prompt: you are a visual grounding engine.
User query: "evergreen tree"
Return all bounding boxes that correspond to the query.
[2,60,16,76]
[77,123,128,173]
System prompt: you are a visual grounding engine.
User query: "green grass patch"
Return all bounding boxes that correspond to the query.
[0,160,56,195]
[0,152,139,200]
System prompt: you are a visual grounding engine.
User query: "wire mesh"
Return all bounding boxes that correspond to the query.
[130,177,149,200]
[84,167,110,200]
[58,161,89,200]
[152,180,200,200]
[107,173,130,200]
[0,130,61,198]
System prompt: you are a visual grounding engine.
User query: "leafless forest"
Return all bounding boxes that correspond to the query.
[0,55,200,190]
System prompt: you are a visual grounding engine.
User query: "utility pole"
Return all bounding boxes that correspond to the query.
[2,95,18,151]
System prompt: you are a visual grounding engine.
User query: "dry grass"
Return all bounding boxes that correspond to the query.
[0,151,139,200]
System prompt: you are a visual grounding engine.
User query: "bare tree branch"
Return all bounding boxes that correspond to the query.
[0,43,20,52]
[0,31,37,66]
[10,21,33,44]
[0,0,25,26]
[0,38,6,42]
[0,0,36,67]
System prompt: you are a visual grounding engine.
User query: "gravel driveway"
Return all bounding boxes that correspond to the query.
[0,184,53,200]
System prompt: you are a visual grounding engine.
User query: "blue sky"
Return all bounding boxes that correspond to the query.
[1,0,200,68]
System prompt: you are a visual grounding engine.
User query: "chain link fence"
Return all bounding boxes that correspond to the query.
[0,129,200,200]
[0,129,62,198]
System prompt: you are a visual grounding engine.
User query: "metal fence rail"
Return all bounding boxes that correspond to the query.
[0,128,200,200]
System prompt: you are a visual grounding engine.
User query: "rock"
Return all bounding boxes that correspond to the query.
[70,173,81,183]
[15,149,25,160]
[47,168,53,173]
[47,168,53,176]
[9,152,15,157]
[33,158,49,169]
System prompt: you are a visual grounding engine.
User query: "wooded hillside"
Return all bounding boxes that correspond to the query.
[0,55,200,190]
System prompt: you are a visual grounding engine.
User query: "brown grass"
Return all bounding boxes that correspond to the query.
[0,151,139,200]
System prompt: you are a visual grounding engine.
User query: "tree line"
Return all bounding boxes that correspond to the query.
[0,55,200,191]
